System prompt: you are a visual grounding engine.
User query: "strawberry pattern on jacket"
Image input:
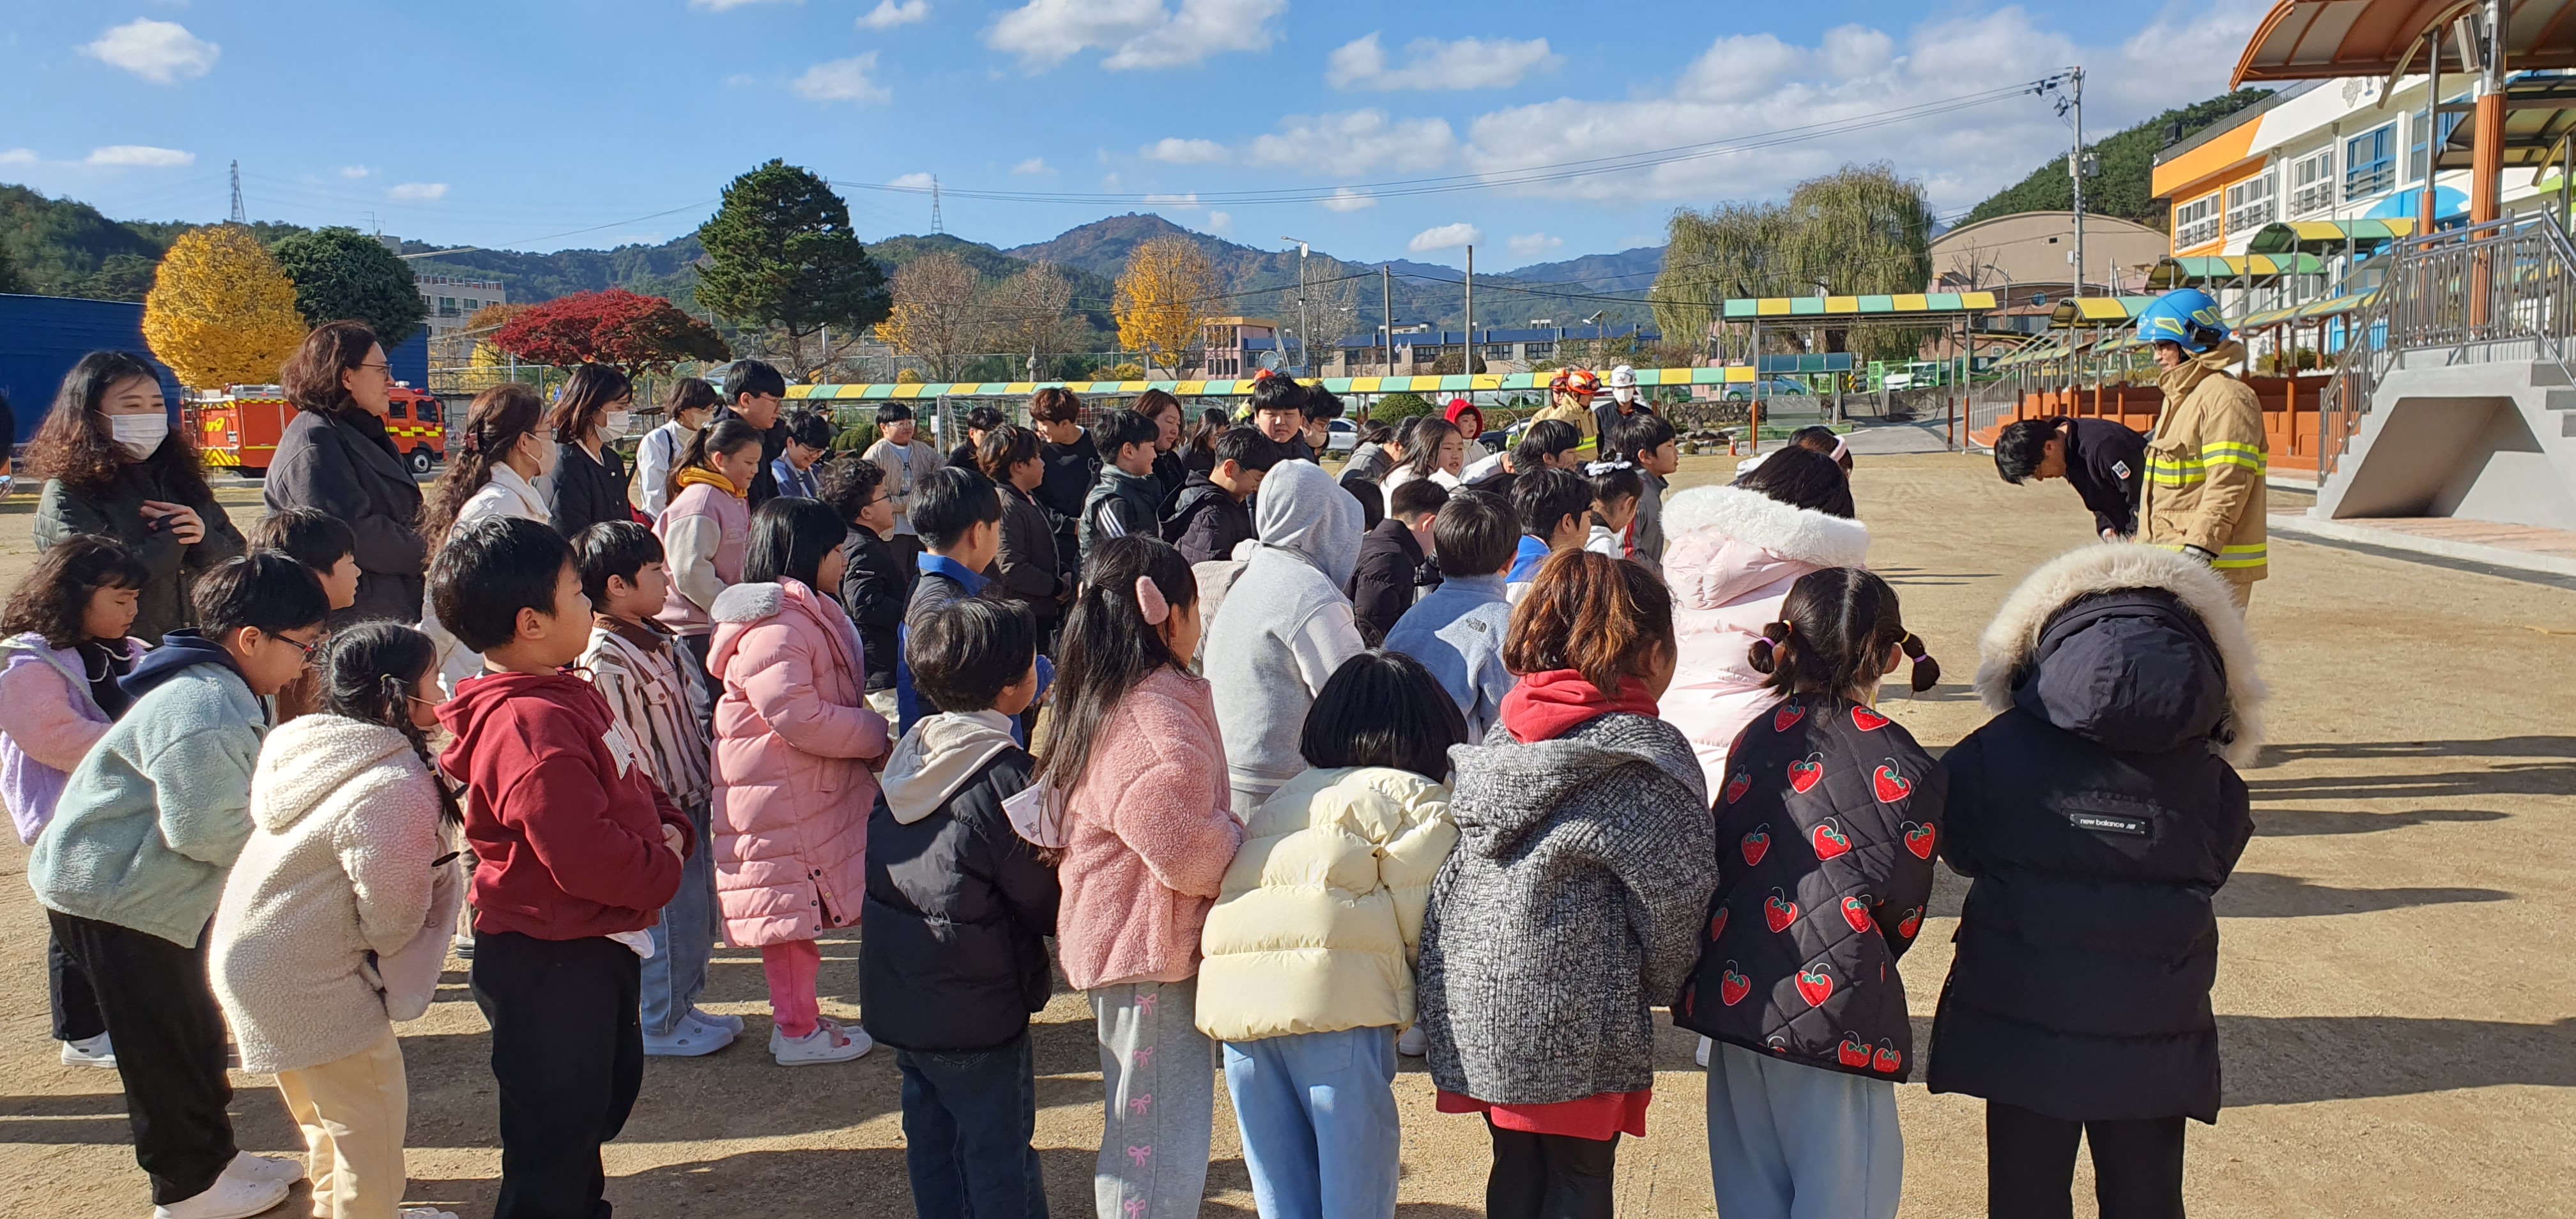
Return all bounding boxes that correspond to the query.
[1676,694,1945,1082]
[707,578,891,947]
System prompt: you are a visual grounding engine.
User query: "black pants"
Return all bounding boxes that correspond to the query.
[471,931,645,1219]
[49,928,105,1042]
[1484,1117,1618,1219]
[1988,1100,2187,1219]
[895,1033,1047,1219]
[46,910,236,1205]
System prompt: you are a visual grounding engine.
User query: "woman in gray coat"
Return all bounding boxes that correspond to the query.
[28,351,244,643]
[263,322,427,625]
[1418,548,1717,1219]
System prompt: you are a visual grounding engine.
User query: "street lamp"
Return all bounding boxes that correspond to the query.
[1282,236,1312,374]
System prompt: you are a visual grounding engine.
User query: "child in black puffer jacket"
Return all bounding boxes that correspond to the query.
[1676,567,1944,1219]
[1929,544,2260,1219]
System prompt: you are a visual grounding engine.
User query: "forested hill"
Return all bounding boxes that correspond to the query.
[1960,89,2276,230]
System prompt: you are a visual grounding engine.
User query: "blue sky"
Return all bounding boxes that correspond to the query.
[2,1,2268,270]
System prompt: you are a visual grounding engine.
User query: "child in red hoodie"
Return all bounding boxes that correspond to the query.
[431,516,693,1219]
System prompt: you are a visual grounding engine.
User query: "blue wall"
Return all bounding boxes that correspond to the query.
[0,293,430,444]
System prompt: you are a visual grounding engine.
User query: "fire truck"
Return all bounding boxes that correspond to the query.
[189,383,448,477]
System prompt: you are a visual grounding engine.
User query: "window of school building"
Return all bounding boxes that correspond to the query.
[2345,123,2396,199]
[2290,147,2337,215]
[2225,174,2275,236]
[2175,192,2221,249]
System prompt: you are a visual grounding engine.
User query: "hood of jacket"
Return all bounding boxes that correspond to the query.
[121,629,247,703]
[2155,340,2248,402]
[1660,484,1872,606]
[436,668,602,761]
[1254,459,1363,589]
[711,579,788,626]
[1172,473,1235,519]
[249,714,420,833]
[470,463,550,523]
[1448,712,1704,861]
[879,709,1020,824]
[1974,544,2266,767]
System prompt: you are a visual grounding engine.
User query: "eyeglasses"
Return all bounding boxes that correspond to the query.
[356,362,394,377]
[275,632,325,661]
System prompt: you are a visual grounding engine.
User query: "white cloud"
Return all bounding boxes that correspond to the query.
[0,148,38,166]
[1328,33,1556,91]
[1246,110,1453,174]
[86,145,194,167]
[387,182,449,201]
[1409,222,1483,252]
[986,0,1285,72]
[1142,192,1202,210]
[792,53,891,104]
[1506,232,1563,257]
[891,172,937,190]
[1204,211,1234,236]
[1319,187,1376,212]
[80,19,219,85]
[1011,157,1054,176]
[1142,137,1227,164]
[859,0,930,29]
[1454,4,2269,208]
[338,165,374,179]
[1100,172,1122,189]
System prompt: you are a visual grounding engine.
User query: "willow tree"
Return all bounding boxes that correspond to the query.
[1650,162,1934,362]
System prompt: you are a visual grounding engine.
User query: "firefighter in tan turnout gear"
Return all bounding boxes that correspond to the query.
[2135,288,2267,609]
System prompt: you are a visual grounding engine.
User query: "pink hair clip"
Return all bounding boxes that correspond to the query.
[1133,575,1170,626]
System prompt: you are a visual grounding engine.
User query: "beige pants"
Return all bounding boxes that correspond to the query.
[274,1029,410,1219]
[2226,573,2256,611]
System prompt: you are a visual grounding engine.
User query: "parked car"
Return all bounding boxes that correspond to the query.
[1326,417,1358,454]
[1724,376,1812,401]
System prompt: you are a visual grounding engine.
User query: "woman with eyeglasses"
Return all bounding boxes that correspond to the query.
[264,321,430,625]
[29,351,247,643]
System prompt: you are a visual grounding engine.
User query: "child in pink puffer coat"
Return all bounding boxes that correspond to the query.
[707,500,892,1067]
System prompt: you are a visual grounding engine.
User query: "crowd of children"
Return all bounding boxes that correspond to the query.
[7,330,2259,1219]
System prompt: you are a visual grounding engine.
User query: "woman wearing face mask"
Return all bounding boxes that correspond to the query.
[266,321,431,625]
[545,363,638,540]
[29,351,246,643]
[638,378,720,523]
[415,383,560,692]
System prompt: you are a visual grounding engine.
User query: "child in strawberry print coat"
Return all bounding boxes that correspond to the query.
[1675,568,1943,1219]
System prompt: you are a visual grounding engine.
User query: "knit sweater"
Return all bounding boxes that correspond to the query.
[27,638,269,947]
[1418,712,1717,1105]
[210,715,457,1073]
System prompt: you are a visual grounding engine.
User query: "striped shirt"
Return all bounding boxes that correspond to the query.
[578,615,714,808]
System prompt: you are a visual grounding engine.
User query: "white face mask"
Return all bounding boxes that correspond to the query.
[599,410,632,441]
[109,414,169,460]
[1611,387,1636,404]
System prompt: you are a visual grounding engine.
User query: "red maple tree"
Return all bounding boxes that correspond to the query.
[490,289,732,373]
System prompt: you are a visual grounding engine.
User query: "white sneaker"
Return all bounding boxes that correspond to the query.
[224,1150,305,1184]
[770,1018,872,1066]
[690,1006,745,1034]
[59,1032,116,1068]
[1396,1025,1427,1057]
[400,1208,459,1219]
[151,1174,289,1219]
[1696,1036,1713,1068]
[643,1012,735,1057]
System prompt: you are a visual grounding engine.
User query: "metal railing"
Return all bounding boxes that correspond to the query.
[2319,215,2576,476]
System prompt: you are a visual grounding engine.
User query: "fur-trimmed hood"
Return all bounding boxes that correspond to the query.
[1662,485,1872,567]
[1974,544,2266,767]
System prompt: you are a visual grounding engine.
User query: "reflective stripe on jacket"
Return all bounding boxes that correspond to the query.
[2140,342,2267,581]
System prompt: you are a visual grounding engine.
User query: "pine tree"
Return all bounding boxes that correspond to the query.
[696,160,890,378]
[141,224,307,388]
[270,226,431,348]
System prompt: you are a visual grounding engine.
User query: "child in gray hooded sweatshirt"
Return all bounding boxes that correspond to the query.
[1199,459,1368,816]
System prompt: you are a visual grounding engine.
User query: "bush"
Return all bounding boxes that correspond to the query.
[1372,391,1436,423]
[832,422,878,452]
[1101,362,1146,381]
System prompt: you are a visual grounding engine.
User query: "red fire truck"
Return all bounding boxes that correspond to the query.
[190,383,448,476]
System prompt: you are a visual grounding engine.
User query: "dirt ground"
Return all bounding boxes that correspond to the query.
[3,451,2572,1218]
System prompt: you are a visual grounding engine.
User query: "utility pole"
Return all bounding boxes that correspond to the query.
[229,160,245,224]
[1382,265,1393,377]
[931,176,944,236]
[1463,245,1475,375]
[2068,67,2088,298]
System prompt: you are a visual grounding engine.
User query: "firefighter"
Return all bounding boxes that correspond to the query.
[1533,367,1603,457]
[2135,288,2267,609]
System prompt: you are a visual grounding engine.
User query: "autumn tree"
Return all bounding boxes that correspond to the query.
[141,224,308,388]
[873,253,986,382]
[491,289,732,374]
[696,160,890,379]
[269,226,429,348]
[1114,235,1215,377]
[987,261,1075,379]
[1649,163,1933,362]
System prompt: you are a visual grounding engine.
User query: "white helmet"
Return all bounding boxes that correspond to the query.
[1607,364,1639,388]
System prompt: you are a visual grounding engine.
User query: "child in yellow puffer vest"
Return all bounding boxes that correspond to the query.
[1195,650,1466,1219]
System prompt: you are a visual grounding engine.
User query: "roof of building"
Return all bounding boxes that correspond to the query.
[2234,0,2576,86]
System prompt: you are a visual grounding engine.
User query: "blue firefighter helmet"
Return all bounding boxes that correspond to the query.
[2135,288,2230,353]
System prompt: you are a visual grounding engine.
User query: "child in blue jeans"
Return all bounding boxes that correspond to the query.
[1195,650,1468,1219]
[862,596,1059,1219]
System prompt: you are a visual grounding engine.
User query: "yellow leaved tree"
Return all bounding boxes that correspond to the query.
[141,224,308,389]
[1114,235,1213,377]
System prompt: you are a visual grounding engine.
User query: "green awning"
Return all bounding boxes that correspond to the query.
[2145,253,2329,288]
[2242,218,2418,256]
[2048,295,2163,328]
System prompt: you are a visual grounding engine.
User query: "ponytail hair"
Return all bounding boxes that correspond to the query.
[1503,548,1674,694]
[316,623,463,827]
[419,383,546,542]
[668,418,763,502]
[1747,567,1939,702]
[1034,535,1198,796]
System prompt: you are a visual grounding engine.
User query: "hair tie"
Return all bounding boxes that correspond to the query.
[1905,640,1931,663]
[1133,575,1170,626]
[463,430,480,455]
[1829,436,1849,461]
